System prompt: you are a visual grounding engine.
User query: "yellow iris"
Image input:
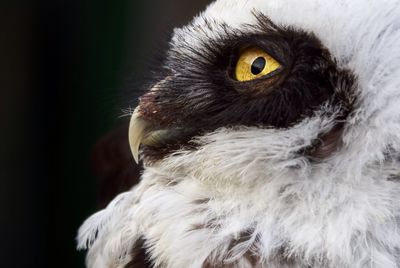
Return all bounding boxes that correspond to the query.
[235,47,281,82]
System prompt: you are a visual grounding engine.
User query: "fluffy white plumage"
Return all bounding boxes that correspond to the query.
[78,0,400,267]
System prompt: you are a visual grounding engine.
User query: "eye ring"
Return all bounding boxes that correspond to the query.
[234,47,282,82]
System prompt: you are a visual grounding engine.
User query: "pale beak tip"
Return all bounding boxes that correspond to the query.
[132,151,139,164]
[128,134,140,164]
[128,108,148,165]
[131,142,140,164]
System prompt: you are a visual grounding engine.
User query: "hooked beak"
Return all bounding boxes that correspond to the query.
[129,107,195,163]
[128,109,150,163]
[129,108,186,163]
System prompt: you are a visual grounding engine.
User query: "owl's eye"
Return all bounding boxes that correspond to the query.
[234,47,282,82]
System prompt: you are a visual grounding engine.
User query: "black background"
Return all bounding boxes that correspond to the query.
[1,0,211,267]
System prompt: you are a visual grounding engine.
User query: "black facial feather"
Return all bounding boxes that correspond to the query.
[137,14,356,160]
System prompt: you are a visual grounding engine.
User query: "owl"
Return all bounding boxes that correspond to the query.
[77,0,400,267]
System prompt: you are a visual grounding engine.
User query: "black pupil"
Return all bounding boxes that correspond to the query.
[251,57,266,75]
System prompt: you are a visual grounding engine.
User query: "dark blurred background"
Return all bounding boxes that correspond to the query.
[1,0,211,267]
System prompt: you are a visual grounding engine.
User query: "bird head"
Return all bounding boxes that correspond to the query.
[128,0,400,185]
